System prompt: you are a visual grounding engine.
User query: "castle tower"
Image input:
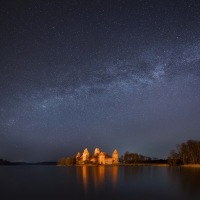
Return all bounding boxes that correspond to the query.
[83,148,90,161]
[94,148,100,155]
[76,152,81,158]
[112,149,119,164]
[76,152,81,164]
[98,152,106,164]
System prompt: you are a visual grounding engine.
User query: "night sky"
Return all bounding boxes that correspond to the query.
[1,0,200,162]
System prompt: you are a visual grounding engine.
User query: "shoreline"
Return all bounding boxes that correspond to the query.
[57,163,169,167]
[57,164,200,167]
[180,164,200,168]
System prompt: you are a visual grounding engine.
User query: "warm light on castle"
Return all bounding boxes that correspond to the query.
[76,148,119,165]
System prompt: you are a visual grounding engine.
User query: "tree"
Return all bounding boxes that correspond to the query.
[65,157,75,165]
[152,157,159,160]
[138,154,145,162]
[187,140,199,164]
[129,153,133,163]
[133,153,139,164]
[175,140,200,164]
[167,150,179,166]
[120,155,124,163]
[57,158,65,165]
[124,151,130,164]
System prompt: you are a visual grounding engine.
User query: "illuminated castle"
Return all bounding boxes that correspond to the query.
[76,148,119,165]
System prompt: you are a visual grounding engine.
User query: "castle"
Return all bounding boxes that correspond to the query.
[76,148,119,165]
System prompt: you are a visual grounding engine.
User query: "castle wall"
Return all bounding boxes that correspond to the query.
[105,158,113,165]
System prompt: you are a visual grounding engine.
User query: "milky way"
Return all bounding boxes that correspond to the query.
[0,0,200,162]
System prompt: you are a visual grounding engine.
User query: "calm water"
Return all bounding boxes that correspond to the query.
[0,165,200,200]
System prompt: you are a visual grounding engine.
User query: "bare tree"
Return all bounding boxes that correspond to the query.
[133,153,139,164]
[169,139,200,165]
[124,151,130,164]
[168,150,179,166]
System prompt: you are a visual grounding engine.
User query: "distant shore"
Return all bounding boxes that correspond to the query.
[0,160,57,166]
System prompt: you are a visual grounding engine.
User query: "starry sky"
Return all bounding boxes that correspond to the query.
[1,0,200,162]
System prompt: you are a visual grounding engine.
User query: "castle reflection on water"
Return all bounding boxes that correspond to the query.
[76,165,118,194]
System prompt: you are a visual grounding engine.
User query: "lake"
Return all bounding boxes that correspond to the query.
[0,165,200,199]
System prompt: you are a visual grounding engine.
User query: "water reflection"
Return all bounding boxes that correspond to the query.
[77,166,200,199]
[1,166,200,199]
[77,166,118,195]
[112,166,118,187]
[167,167,200,196]
[82,166,88,194]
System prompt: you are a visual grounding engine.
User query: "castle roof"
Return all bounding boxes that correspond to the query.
[76,152,81,157]
[113,149,118,154]
[94,148,100,155]
[83,148,89,154]
[99,152,112,158]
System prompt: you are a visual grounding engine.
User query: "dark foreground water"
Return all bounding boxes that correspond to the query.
[0,165,200,200]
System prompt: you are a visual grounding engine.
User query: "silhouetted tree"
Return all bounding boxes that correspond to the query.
[123,152,155,164]
[120,155,124,163]
[138,154,145,162]
[152,157,159,160]
[129,153,133,163]
[133,153,139,164]
[168,150,179,166]
[124,151,130,164]
[168,139,200,165]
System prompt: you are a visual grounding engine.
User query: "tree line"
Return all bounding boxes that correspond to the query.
[168,139,200,166]
[0,159,11,165]
[122,151,161,164]
[57,157,76,165]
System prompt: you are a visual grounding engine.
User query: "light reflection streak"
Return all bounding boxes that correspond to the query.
[78,166,118,195]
